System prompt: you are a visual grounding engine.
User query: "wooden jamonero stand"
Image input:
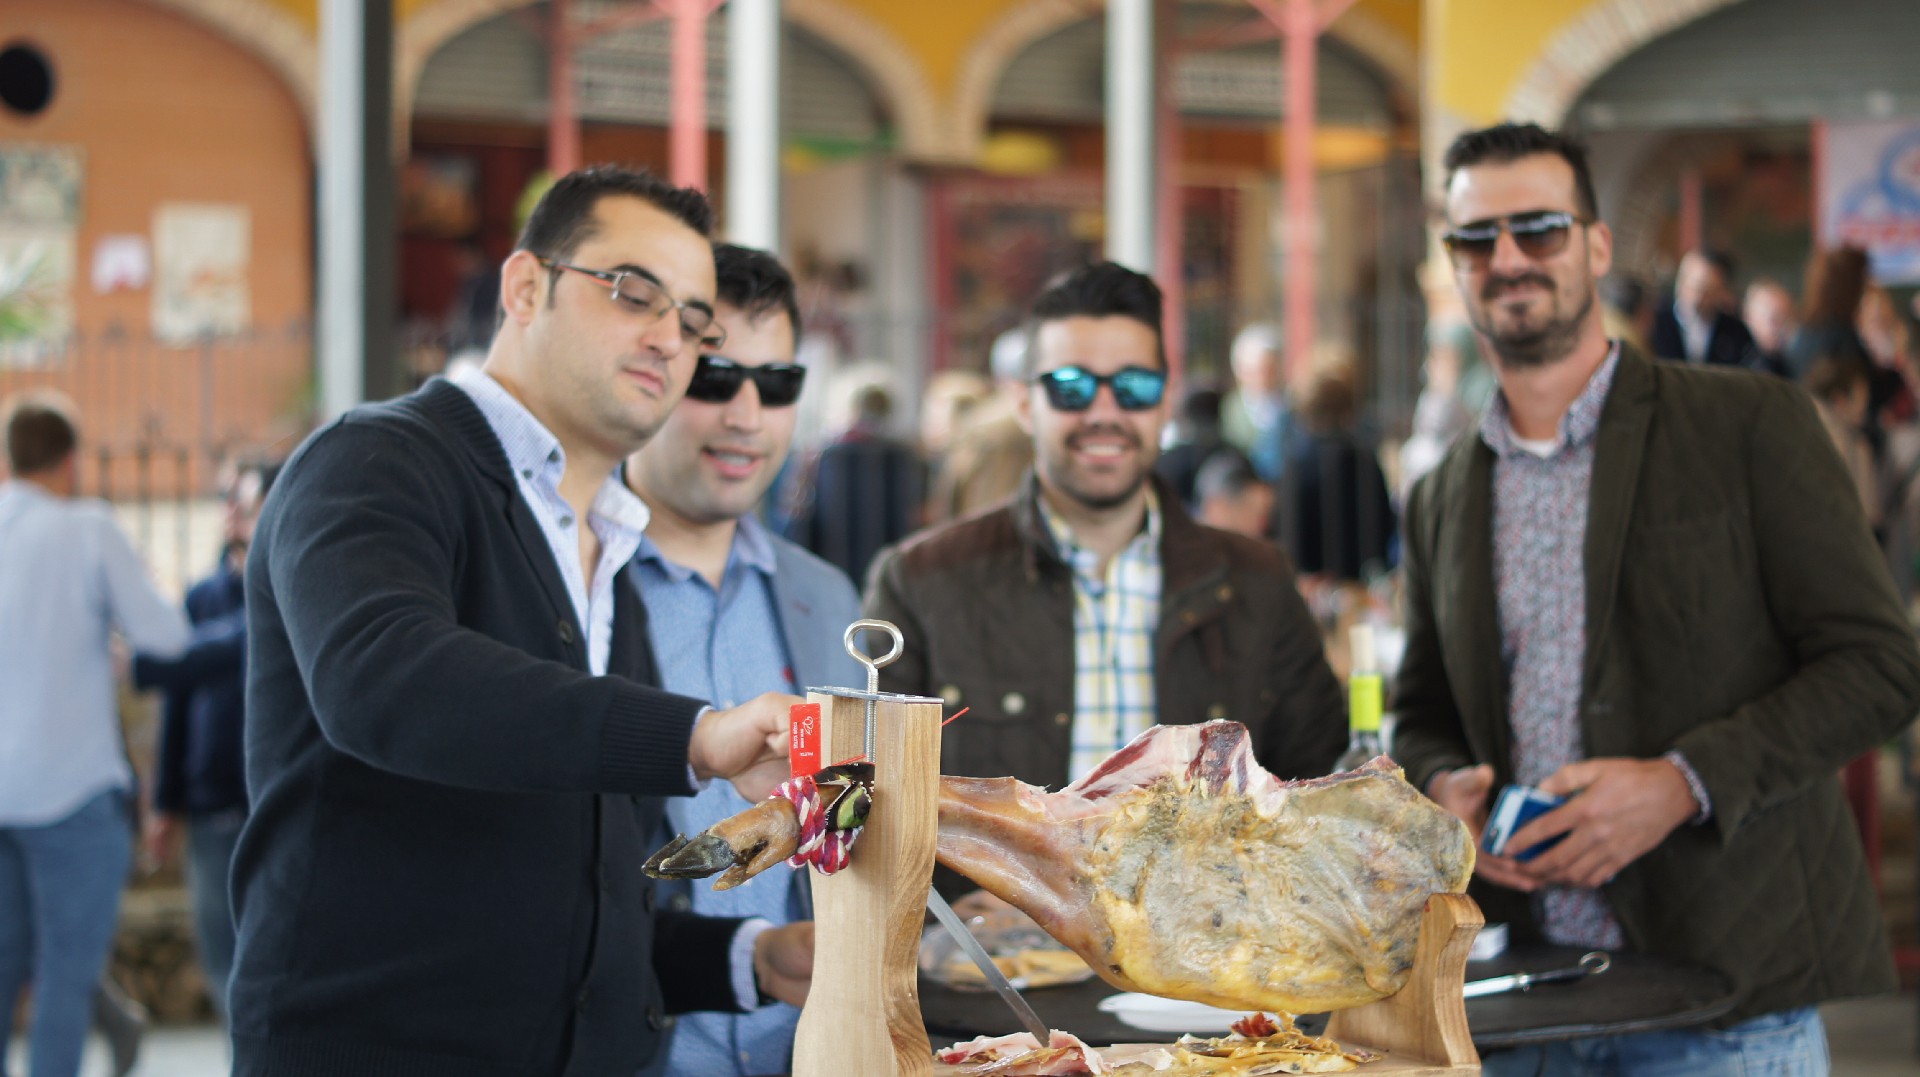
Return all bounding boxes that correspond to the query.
[790,681,945,1077]
[789,622,1485,1076]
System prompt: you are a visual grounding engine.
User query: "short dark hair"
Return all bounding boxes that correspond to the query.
[1025,261,1165,377]
[1443,122,1599,222]
[713,243,802,346]
[515,166,714,263]
[1195,449,1262,503]
[4,390,78,474]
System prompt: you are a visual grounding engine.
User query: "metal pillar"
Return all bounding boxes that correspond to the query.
[318,0,397,417]
[547,0,580,176]
[1105,0,1156,273]
[726,0,782,250]
[670,0,711,191]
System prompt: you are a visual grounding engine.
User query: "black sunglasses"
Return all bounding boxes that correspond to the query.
[684,354,807,407]
[1034,365,1167,412]
[1441,211,1587,268]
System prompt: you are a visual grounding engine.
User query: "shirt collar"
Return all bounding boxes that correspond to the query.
[450,363,652,535]
[1038,484,1163,569]
[449,363,565,484]
[1479,341,1622,459]
[636,511,779,584]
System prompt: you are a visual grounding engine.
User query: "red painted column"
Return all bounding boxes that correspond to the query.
[546,0,579,176]
[670,0,709,192]
[1282,0,1317,382]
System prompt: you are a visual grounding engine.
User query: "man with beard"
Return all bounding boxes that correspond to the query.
[1394,122,1920,1076]
[863,263,1344,855]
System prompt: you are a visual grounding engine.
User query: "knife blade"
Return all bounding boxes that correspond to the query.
[925,886,1051,1043]
[1463,951,1611,998]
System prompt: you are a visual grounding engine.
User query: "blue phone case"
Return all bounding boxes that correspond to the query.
[1483,784,1567,861]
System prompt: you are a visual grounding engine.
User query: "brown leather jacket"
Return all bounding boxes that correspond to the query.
[863,475,1346,792]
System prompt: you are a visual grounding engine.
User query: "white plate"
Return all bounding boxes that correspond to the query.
[1095,992,1245,1034]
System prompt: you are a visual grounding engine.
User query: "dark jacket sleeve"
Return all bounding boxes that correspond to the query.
[1387,475,1476,795]
[261,419,707,795]
[1256,547,1348,779]
[652,911,751,1015]
[133,610,246,690]
[1671,384,1920,840]
[863,543,931,699]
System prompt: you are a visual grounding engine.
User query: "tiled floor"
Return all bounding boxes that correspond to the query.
[14,993,1918,1075]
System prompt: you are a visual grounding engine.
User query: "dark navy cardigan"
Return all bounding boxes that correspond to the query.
[231,379,744,1077]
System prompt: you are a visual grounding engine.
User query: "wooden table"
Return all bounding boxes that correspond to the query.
[921,944,1737,1053]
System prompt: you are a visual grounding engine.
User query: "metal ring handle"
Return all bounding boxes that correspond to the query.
[1579,951,1612,976]
[844,619,904,687]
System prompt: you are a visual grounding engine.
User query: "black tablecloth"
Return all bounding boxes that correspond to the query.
[920,945,1737,1050]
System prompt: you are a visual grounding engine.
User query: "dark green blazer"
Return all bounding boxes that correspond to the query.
[1394,345,1920,1025]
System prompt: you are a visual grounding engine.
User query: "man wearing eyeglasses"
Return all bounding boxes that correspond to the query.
[624,244,863,1077]
[230,169,801,1077]
[864,262,1345,851]
[1394,122,1920,1076]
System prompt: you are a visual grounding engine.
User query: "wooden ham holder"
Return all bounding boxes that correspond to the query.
[790,622,1484,1075]
[791,623,946,1077]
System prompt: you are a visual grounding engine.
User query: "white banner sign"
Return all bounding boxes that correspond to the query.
[1820,119,1920,284]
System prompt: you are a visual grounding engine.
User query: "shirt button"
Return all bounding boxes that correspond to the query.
[559,515,574,529]
[1054,712,1069,727]
[646,1005,665,1030]
[939,685,962,706]
[1002,692,1026,715]
[558,619,577,645]
[1207,703,1228,721]
[520,469,533,480]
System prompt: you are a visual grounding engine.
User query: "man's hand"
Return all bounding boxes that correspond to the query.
[142,812,181,872]
[753,921,814,1008]
[689,692,800,802]
[1426,764,1539,892]
[1508,757,1699,889]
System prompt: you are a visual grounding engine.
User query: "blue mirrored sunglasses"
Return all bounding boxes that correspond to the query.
[1034,365,1167,412]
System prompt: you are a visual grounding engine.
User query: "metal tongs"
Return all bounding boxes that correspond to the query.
[1463,951,1611,998]
[841,620,1052,1044]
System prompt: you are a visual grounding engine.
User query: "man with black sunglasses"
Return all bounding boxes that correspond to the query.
[1397,122,1920,1077]
[624,243,864,1077]
[865,263,1346,893]
[230,169,800,1076]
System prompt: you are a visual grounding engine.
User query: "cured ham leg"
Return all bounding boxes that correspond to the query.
[648,721,1473,1014]
[937,721,1472,1013]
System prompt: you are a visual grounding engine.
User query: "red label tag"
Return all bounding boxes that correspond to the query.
[790,703,821,779]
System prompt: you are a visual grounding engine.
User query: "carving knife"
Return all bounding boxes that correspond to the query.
[1463,951,1611,998]
[925,886,1051,1043]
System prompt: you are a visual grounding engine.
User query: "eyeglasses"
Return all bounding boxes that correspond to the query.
[1034,365,1167,412]
[538,258,726,349]
[684,354,808,407]
[1441,211,1587,268]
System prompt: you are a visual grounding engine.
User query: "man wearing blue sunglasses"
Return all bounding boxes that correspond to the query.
[865,263,1346,890]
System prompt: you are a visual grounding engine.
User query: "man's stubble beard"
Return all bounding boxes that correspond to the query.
[1471,280,1595,371]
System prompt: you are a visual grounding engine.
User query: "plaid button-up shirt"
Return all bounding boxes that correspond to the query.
[1042,490,1164,783]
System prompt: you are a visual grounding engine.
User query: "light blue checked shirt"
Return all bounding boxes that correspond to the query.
[635,515,800,1077]
[1041,490,1164,783]
[448,365,650,676]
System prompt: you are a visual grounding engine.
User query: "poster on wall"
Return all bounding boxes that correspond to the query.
[0,144,84,365]
[1819,118,1920,284]
[153,202,250,343]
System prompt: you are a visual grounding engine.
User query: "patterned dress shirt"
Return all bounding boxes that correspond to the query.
[1480,346,1626,949]
[1040,490,1164,783]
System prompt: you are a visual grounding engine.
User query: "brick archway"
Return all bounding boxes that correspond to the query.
[145,0,315,124]
[1503,0,1746,125]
